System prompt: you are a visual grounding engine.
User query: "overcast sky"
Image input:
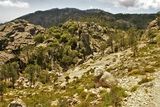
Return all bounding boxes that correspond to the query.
[0,0,160,23]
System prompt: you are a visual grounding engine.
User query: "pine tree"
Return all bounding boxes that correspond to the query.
[25,64,41,87]
[0,62,19,89]
[0,83,5,102]
[128,28,138,57]
[8,62,19,89]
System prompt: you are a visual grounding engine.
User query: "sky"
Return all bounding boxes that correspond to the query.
[0,0,160,23]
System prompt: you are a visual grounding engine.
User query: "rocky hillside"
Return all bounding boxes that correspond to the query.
[1,17,160,107]
[0,20,44,65]
[18,8,156,29]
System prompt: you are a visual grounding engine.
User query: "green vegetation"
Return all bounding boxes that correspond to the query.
[1,16,160,107]
[34,34,45,44]
[144,66,155,73]
[130,85,139,92]
[0,83,5,102]
[0,62,19,89]
[25,64,41,86]
[102,86,127,107]
[138,77,154,85]
[128,69,145,76]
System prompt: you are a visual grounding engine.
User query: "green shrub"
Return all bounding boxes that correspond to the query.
[144,66,155,73]
[48,27,62,39]
[0,62,19,88]
[60,34,68,43]
[34,34,45,43]
[38,70,50,84]
[61,55,73,66]
[25,64,41,86]
[103,86,127,107]
[66,21,78,34]
[128,69,145,76]
[138,77,153,85]
[130,85,139,92]
[0,82,5,101]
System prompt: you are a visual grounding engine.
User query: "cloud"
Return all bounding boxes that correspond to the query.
[137,0,160,9]
[0,0,29,8]
[118,0,137,8]
[97,0,160,10]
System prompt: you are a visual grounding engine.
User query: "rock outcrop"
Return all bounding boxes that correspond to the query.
[142,17,160,43]
[0,19,44,64]
[63,21,115,54]
[94,68,117,88]
[147,17,160,30]
[0,19,44,52]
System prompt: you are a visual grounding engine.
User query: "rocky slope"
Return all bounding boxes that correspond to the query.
[1,17,160,107]
[0,19,44,64]
[119,16,160,107]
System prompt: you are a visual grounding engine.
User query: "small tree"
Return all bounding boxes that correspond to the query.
[107,30,114,53]
[34,34,45,44]
[0,62,19,89]
[25,64,41,87]
[39,70,50,84]
[0,83,5,101]
[47,40,60,70]
[8,62,19,89]
[31,46,48,69]
[147,29,157,44]
[127,28,138,57]
[0,65,8,82]
[156,34,160,46]
[100,42,107,55]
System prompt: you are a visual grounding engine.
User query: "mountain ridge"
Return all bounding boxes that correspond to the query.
[17,8,157,29]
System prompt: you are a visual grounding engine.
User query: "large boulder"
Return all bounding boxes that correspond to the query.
[94,68,117,88]
[147,17,160,30]
[0,51,15,64]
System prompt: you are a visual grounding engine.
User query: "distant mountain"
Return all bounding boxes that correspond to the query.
[18,8,157,29]
[18,8,114,28]
[114,14,157,29]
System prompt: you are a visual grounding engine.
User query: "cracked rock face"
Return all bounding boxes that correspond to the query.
[0,19,45,64]
[0,19,44,52]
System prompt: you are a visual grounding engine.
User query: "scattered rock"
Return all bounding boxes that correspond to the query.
[8,98,26,107]
[51,100,59,107]
[60,82,67,89]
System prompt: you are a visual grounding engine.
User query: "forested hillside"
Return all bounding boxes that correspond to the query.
[18,8,157,29]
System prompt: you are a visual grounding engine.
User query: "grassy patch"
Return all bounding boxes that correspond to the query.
[128,69,145,76]
[138,77,154,85]
[144,66,156,73]
[101,86,127,107]
[130,85,139,92]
